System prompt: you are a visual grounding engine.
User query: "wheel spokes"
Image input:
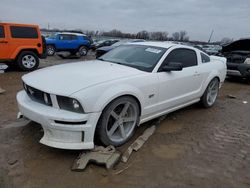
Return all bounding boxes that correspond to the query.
[106,101,138,142]
[119,124,126,138]
[120,102,130,117]
[107,121,119,137]
[110,110,119,120]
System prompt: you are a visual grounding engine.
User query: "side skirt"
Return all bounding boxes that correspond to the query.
[139,98,200,124]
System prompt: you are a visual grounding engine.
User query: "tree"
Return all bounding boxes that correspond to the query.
[172,32,180,41]
[172,31,189,41]
[150,32,168,41]
[136,30,149,40]
[179,30,189,41]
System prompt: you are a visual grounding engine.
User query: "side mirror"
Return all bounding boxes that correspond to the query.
[161,62,183,72]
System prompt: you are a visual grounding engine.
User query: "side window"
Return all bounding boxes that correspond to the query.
[70,35,77,40]
[162,48,198,68]
[0,26,4,38]
[10,26,38,38]
[58,35,63,40]
[201,52,210,63]
[59,34,71,40]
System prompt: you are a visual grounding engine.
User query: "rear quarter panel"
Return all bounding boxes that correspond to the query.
[199,56,227,95]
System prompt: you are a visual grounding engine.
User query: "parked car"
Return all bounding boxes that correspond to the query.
[95,39,145,58]
[45,32,91,56]
[91,39,119,50]
[17,42,226,150]
[0,22,47,71]
[221,39,250,79]
[202,45,220,55]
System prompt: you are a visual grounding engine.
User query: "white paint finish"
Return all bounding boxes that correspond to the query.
[17,42,227,150]
[17,90,101,150]
[22,60,145,96]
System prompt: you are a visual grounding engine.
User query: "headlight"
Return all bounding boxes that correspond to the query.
[244,58,250,64]
[57,96,84,113]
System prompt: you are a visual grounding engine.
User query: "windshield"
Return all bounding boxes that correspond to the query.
[99,45,167,72]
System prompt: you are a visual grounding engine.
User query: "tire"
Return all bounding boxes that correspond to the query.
[200,78,219,108]
[78,46,88,56]
[96,96,140,146]
[47,45,55,56]
[17,51,39,71]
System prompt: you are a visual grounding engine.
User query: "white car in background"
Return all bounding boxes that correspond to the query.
[17,42,227,150]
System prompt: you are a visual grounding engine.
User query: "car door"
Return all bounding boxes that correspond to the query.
[69,35,79,49]
[56,34,72,50]
[0,25,10,59]
[156,48,203,111]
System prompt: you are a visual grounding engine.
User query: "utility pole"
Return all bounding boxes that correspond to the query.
[48,23,50,30]
[208,30,214,43]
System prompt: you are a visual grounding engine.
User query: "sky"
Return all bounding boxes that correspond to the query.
[0,0,249,41]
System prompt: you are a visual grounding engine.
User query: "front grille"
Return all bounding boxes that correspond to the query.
[23,82,52,106]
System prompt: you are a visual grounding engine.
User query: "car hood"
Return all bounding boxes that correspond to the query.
[22,60,144,96]
[222,39,250,53]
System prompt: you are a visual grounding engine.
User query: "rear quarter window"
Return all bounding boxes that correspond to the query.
[10,26,38,38]
[0,26,4,38]
[201,52,210,63]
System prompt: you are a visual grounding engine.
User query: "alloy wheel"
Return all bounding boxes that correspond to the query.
[106,102,138,142]
[22,55,36,69]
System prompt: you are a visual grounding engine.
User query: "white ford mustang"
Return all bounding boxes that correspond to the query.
[17,42,227,150]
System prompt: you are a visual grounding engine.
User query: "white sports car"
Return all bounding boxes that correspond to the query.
[17,42,227,150]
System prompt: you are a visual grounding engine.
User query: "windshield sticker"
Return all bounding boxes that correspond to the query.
[145,48,162,54]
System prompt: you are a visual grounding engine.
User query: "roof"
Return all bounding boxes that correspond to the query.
[128,41,195,50]
[0,22,39,27]
[59,32,87,36]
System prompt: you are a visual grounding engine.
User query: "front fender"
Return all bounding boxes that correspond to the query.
[72,83,145,114]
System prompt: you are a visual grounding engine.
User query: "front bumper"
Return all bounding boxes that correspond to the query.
[17,90,101,150]
[227,62,250,78]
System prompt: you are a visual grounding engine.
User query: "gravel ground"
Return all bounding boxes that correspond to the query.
[0,55,250,188]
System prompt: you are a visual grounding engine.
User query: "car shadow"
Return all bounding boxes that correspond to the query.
[226,76,250,85]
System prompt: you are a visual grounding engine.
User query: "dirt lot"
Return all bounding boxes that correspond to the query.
[0,55,250,188]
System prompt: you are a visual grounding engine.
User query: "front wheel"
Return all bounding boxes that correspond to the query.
[96,96,140,146]
[17,51,39,71]
[201,78,219,108]
[46,45,56,56]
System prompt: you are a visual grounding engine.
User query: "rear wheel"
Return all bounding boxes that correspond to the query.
[78,46,88,56]
[96,96,140,146]
[201,78,219,108]
[47,45,55,56]
[17,51,39,71]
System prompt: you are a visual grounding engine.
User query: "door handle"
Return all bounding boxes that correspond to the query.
[194,71,201,76]
[0,41,8,44]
